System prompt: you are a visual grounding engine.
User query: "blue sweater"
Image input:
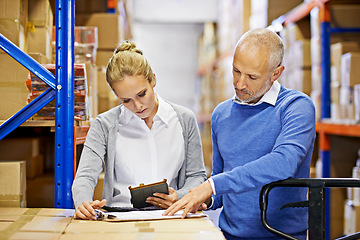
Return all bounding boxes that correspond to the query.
[210,85,316,239]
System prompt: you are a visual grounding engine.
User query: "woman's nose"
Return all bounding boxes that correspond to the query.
[134,100,142,110]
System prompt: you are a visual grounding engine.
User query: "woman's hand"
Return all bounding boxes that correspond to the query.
[73,199,106,220]
[146,187,178,209]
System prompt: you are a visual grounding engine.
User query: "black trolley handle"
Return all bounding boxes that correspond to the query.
[259,178,360,240]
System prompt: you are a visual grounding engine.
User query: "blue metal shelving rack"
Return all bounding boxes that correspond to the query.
[0,0,75,208]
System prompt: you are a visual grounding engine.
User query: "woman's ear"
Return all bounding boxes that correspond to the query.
[151,73,157,88]
[271,65,285,82]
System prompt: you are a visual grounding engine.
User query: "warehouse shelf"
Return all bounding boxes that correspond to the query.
[0,0,76,208]
[272,0,360,239]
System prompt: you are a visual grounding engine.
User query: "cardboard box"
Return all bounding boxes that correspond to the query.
[0,53,30,120]
[331,5,360,29]
[97,67,111,95]
[331,42,359,83]
[0,19,27,52]
[85,13,125,50]
[339,86,354,120]
[27,26,53,60]
[29,53,52,64]
[292,68,312,96]
[0,138,44,179]
[293,40,311,68]
[96,50,113,67]
[28,0,53,27]
[0,161,26,207]
[0,0,28,24]
[344,200,360,235]
[74,0,107,14]
[341,52,360,87]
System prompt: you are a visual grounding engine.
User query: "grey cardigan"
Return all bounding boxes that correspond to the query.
[72,102,207,208]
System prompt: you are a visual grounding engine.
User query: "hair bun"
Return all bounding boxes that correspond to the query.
[114,40,143,55]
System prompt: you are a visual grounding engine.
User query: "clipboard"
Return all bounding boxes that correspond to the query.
[128,179,169,209]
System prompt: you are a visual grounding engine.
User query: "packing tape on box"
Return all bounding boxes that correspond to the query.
[0,194,22,201]
[0,208,40,239]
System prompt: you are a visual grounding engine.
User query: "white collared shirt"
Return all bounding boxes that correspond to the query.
[208,81,280,197]
[233,80,280,107]
[113,95,185,206]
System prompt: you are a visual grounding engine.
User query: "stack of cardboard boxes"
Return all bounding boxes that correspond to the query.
[279,20,312,98]
[71,0,130,115]
[0,0,30,121]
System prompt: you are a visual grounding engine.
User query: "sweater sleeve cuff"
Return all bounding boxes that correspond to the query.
[208,178,216,195]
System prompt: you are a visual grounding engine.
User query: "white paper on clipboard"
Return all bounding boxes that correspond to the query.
[103,210,207,222]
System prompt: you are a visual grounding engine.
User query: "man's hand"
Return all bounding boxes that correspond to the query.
[146,187,178,209]
[73,199,106,220]
[163,180,213,218]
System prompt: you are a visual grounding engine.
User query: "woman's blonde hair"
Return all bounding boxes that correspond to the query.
[106,41,154,87]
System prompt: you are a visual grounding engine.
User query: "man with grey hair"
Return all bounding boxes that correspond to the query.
[164,28,316,240]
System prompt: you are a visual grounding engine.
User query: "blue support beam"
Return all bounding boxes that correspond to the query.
[0,33,55,90]
[320,19,331,240]
[54,0,75,209]
[0,34,56,140]
[0,89,55,140]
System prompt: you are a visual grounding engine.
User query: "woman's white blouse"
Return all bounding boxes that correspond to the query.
[113,95,185,206]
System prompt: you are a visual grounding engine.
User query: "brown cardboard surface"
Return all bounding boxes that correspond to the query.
[64,220,139,233]
[331,5,360,28]
[97,67,110,95]
[9,231,62,240]
[66,218,216,234]
[85,13,124,50]
[0,208,28,216]
[59,231,225,240]
[0,0,28,25]
[0,19,27,52]
[96,50,113,67]
[0,53,30,120]
[29,53,52,64]
[28,0,53,27]
[20,216,71,232]
[0,215,20,222]
[0,222,14,231]
[27,26,53,60]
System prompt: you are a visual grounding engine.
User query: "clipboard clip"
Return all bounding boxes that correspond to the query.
[95,209,116,221]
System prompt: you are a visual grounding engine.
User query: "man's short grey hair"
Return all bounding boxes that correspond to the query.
[236,28,284,71]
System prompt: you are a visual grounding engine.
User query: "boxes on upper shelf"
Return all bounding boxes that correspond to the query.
[0,53,30,120]
[28,26,53,60]
[52,26,98,64]
[85,13,127,50]
[0,0,28,53]
[341,52,360,87]
[331,42,359,84]
[26,64,89,121]
[28,0,53,28]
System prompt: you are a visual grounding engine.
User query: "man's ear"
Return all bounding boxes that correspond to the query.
[271,65,285,82]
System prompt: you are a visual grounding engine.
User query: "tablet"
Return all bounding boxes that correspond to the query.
[128,179,169,209]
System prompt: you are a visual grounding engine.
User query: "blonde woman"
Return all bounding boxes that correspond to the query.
[72,41,206,220]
